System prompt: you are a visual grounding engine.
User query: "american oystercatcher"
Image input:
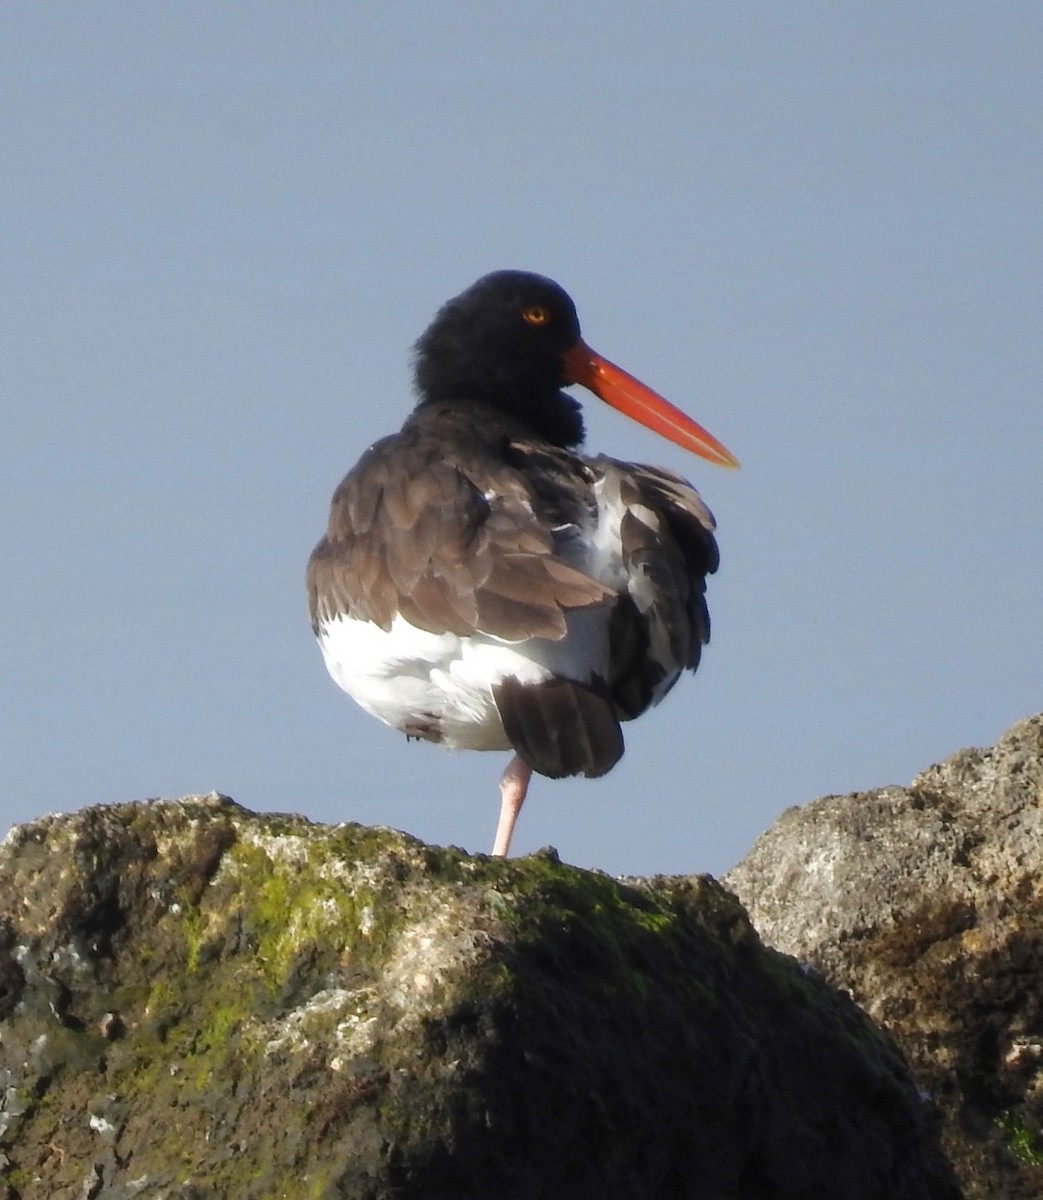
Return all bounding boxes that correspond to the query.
[307,271,737,856]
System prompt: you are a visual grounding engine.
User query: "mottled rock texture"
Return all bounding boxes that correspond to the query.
[0,796,956,1199]
[727,712,1043,1200]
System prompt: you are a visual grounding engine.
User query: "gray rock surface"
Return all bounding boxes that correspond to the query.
[726,712,1043,1200]
[0,796,956,1199]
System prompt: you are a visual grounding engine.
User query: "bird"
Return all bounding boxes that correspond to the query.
[307,270,738,857]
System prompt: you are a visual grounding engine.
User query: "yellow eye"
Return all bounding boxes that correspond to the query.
[522,305,551,326]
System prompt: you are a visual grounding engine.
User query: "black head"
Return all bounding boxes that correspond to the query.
[413,271,586,447]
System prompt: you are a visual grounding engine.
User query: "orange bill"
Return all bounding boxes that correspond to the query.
[563,339,739,468]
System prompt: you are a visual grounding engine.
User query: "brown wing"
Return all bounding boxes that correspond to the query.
[493,675,624,779]
[307,428,614,641]
[596,458,720,721]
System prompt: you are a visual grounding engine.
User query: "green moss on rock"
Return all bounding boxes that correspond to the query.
[996,1108,1043,1168]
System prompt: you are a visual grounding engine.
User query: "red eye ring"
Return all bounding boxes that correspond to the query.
[522,305,551,326]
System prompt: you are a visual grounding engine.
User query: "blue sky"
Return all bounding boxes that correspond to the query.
[4,5,1041,876]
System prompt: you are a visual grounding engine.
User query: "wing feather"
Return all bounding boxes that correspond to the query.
[590,457,720,720]
[307,426,613,639]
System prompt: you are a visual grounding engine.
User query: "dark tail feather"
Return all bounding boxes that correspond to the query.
[493,676,624,780]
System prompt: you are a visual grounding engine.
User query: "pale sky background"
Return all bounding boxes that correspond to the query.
[4,5,1041,878]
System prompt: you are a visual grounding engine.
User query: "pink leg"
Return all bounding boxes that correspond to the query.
[492,754,532,857]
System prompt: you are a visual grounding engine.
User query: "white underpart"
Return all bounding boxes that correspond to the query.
[315,468,675,752]
[317,618,529,750]
[317,611,611,752]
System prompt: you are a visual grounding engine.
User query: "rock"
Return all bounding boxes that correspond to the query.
[726,713,1043,1200]
[0,795,955,1199]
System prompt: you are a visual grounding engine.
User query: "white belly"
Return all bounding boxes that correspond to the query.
[315,612,610,752]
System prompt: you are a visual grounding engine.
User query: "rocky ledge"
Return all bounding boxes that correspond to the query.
[0,789,962,1199]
